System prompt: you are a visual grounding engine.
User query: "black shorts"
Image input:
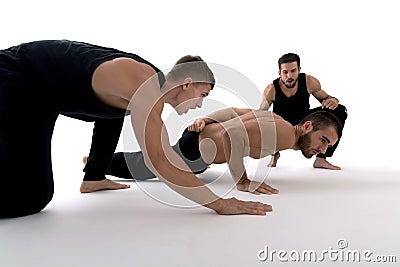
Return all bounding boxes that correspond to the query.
[176,129,209,174]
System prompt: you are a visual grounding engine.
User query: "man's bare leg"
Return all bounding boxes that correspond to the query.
[80,156,130,193]
[313,157,341,170]
[268,152,280,167]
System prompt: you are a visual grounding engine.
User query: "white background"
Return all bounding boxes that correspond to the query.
[1,1,400,267]
[1,0,398,170]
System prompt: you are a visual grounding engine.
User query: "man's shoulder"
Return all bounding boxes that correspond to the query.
[304,73,319,81]
[304,74,321,90]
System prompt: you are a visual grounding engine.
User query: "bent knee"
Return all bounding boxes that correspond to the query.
[0,201,49,218]
[0,191,52,218]
[333,104,348,125]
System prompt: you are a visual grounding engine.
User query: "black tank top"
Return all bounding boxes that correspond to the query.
[272,73,310,125]
[13,39,165,120]
[1,40,166,180]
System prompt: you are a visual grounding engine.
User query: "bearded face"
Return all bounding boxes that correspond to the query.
[298,126,339,158]
[298,131,314,158]
[282,76,298,88]
[279,62,300,89]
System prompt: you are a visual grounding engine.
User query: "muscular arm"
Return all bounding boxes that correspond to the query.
[93,58,220,208]
[132,102,273,213]
[130,92,220,209]
[188,107,252,132]
[221,126,248,183]
[259,83,275,110]
[94,58,273,215]
[306,75,339,109]
[204,107,252,124]
[221,115,280,195]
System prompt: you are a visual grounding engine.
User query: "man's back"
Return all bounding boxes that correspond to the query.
[198,110,293,164]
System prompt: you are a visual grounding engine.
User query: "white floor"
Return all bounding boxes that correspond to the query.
[1,147,399,267]
[2,79,400,267]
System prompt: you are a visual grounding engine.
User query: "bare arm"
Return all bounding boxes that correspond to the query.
[131,101,221,206]
[259,83,275,110]
[125,68,271,215]
[222,122,279,195]
[206,107,252,123]
[188,107,252,132]
[94,58,223,211]
[221,126,248,184]
[130,101,272,215]
[306,75,339,110]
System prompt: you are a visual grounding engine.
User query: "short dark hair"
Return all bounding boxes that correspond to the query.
[278,53,300,70]
[298,111,343,138]
[167,55,215,89]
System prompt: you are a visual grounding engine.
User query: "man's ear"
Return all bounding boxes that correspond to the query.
[298,66,301,72]
[301,121,313,134]
[182,77,193,90]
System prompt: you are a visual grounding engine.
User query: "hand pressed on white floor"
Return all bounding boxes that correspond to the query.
[209,198,273,215]
[237,178,279,195]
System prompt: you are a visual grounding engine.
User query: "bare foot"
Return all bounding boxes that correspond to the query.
[268,152,280,167]
[80,156,130,193]
[313,157,341,170]
[80,178,130,193]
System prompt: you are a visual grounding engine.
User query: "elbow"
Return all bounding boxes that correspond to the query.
[260,102,269,111]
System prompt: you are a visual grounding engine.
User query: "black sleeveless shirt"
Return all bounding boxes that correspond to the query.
[272,73,310,125]
[13,39,165,120]
[4,40,166,180]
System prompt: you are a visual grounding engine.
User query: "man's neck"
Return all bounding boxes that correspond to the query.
[291,125,302,150]
[160,78,179,106]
